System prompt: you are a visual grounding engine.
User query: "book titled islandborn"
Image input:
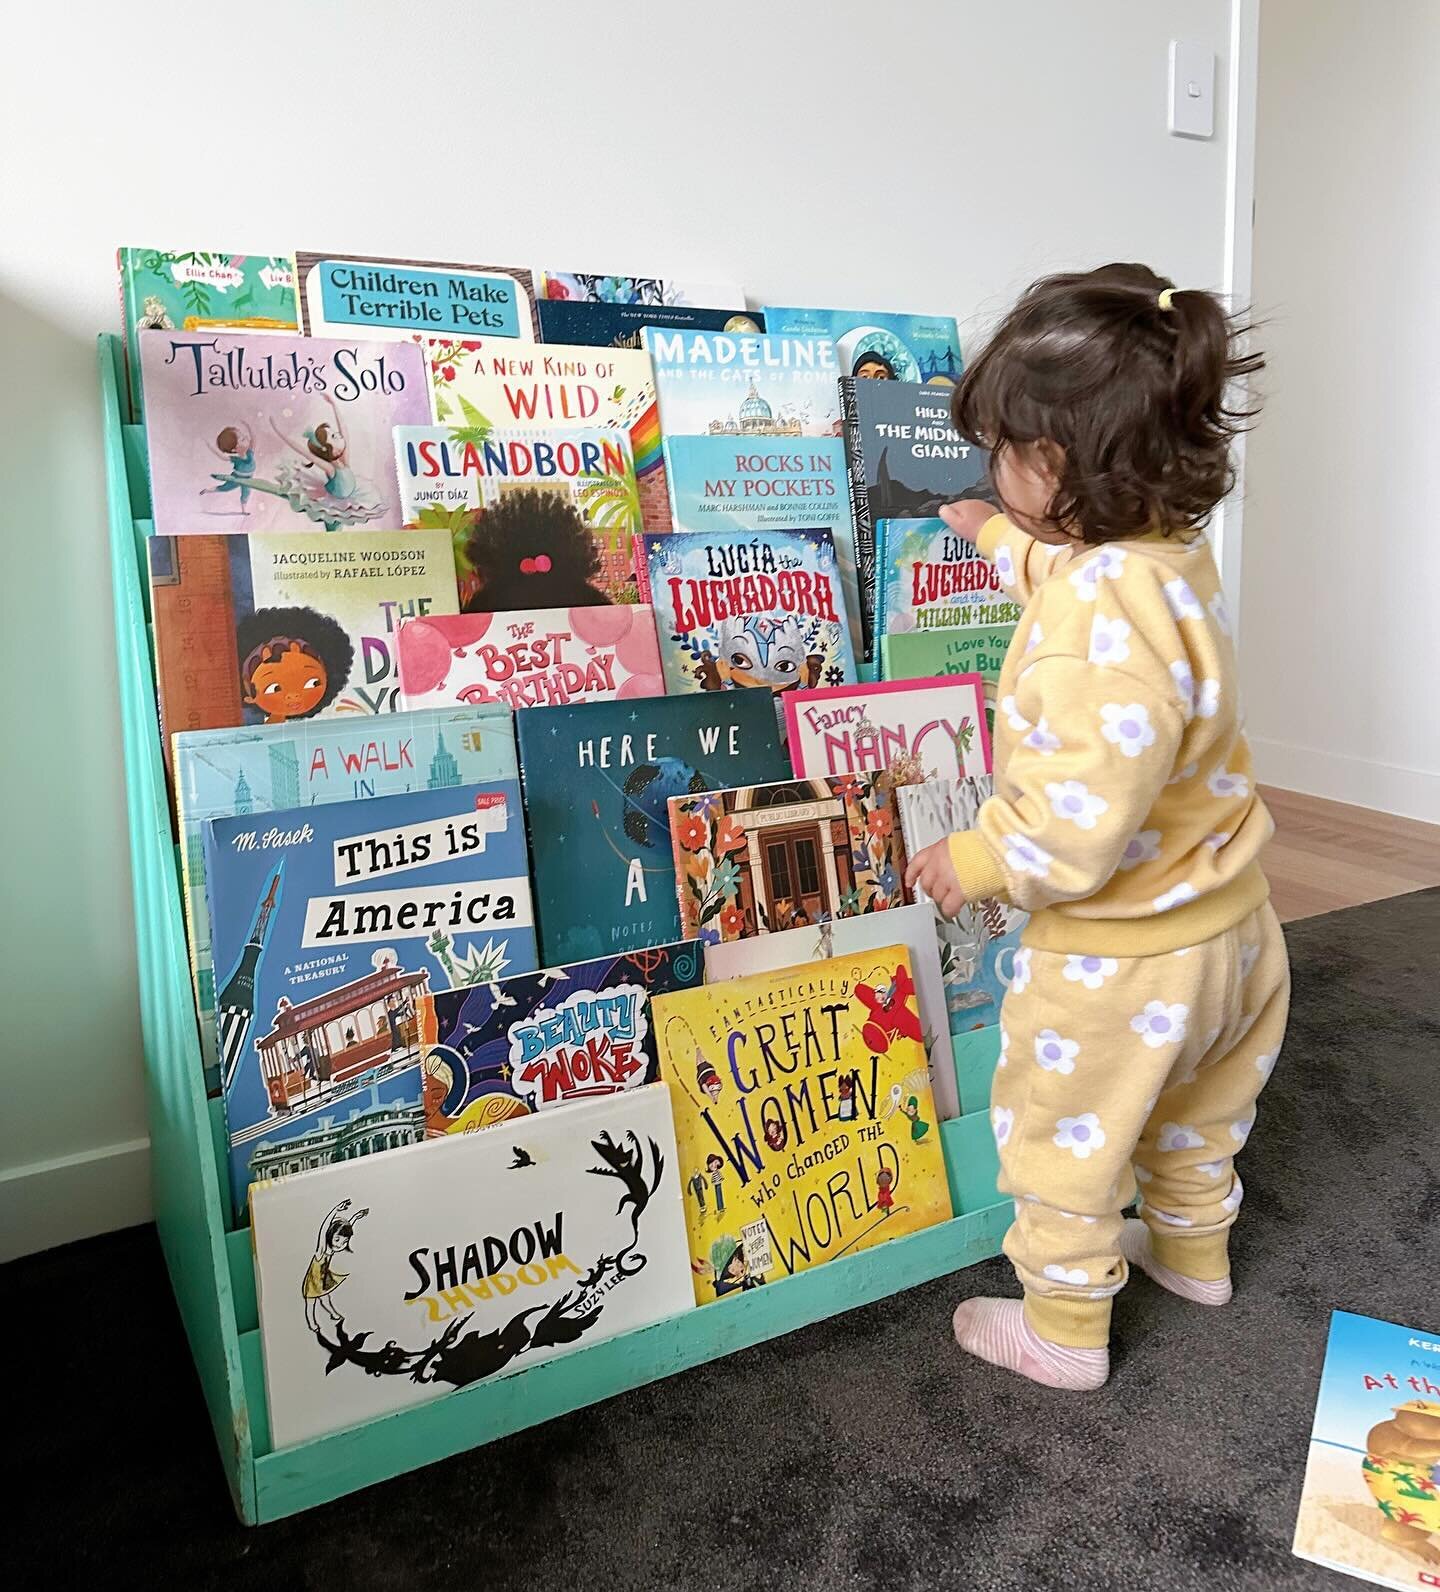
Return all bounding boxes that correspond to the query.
[294,250,537,342]
[642,328,842,439]
[206,780,538,1219]
[139,330,431,536]
[762,307,963,386]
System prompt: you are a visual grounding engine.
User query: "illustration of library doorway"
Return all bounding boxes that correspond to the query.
[730,780,857,934]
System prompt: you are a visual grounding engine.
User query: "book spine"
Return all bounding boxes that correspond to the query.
[839,376,875,661]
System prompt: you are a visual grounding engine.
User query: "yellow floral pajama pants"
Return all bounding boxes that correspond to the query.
[991,903,1290,1348]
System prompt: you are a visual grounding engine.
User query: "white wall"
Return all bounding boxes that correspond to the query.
[1243,0,1440,821]
[0,0,1244,1258]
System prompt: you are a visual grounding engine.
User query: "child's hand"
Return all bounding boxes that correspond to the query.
[938,499,1000,545]
[905,840,968,920]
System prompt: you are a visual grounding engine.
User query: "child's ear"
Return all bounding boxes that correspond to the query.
[1034,439,1067,489]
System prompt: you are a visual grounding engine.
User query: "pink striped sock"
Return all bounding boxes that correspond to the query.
[1120,1219,1232,1305]
[952,1298,1109,1390]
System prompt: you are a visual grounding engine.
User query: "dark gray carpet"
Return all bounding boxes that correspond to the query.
[9,889,1438,1591]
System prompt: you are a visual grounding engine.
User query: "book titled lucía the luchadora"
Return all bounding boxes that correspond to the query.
[761,307,963,386]
[206,780,537,1221]
[138,330,430,535]
[294,250,537,342]
[1293,1310,1440,1591]
[174,705,514,1091]
[252,1083,692,1448]
[394,425,641,609]
[651,953,953,1303]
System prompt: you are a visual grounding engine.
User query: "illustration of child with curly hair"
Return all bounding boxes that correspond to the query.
[267,393,388,530]
[236,606,354,725]
[461,492,613,612]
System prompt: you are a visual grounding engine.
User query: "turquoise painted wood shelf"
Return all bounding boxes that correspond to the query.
[98,333,1008,1525]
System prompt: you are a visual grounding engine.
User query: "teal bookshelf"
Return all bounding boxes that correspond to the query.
[98,332,1008,1524]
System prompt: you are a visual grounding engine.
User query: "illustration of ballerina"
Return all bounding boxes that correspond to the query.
[200,422,257,513]
[301,1198,368,1332]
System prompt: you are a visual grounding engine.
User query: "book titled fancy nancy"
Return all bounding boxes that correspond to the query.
[761,306,963,386]
[394,424,642,608]
[294,250,538,342]
[783,676,992,784]
[139,330,431,536]
[206,779,538,1221]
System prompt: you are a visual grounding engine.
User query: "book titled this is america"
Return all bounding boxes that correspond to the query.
[294,250,537,341]
[138,330,431,535]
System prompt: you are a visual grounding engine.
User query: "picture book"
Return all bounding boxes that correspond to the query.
[396,607,664,713]
[420,940,705,1134]
[536,300,763,347]
[784,676,992,785]
[138,330,431,535]
[896,776,1026,1032]
[704,903,960,1121]
[515,691,785,965]
[651,954,953,1304]
[118,247,298,418]
[1293,1310,1440,1591]
[394,424,641,607]
[535,270,745,307]
[880,626,1016,702]
[174,705,514,1089]
[642,328,842,440]
[424,338,670,534]
[669,772,908,943]
[762,307,963,386]
[839,377,992,654]
[147,531,460,771]
[878,517,1015,638]
[639,528,857,704]
[294,251,537,342]
[252,1083,692,1448]
[206,779,538,1218]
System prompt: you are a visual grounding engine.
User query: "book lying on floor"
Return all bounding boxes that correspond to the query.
[651,953,953,1303]
[253,1083,693,1448]
[206,779,537,1221]
[1292,1309,1440,1592]
[536,299,762,347]
[783,676,992,783]
[294,249,538,341]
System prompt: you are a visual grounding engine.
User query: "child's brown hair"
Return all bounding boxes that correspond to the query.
[952,262,1263,543]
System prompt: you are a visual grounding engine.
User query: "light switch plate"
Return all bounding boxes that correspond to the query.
[1168,40,1215,139]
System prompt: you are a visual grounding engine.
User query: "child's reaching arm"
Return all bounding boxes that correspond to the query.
[939,501,1079,606]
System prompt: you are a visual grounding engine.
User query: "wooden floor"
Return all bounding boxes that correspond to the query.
[1259,785,1440,922]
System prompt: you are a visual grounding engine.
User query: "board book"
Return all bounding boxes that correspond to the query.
[515,691,785,966]
[420,940,705,1134]
[1292,1309,1440,1591]
[704,903,960,1121]
[534,270,745,307]
[650,953,953,1303]
[294,250,537,342]
[669,772,908,943]
[761,306,962,386]
[396,607,664,712]
[206,779,537,1220]
[138,330,430,535]
[642,328,842,440]
[536,300,762,347]
[118,247,298,418]
[394,424,640,608]
[174,705,514,1088]
[252,1082,693,1448]
[783,676,991,784]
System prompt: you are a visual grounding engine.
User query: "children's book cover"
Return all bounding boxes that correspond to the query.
[420,940,704,1134]
[396,607,664,713]
[783,677,992,785]
[897,776,1026,1032]
[147,531,460,770]
[119,247,298,417]
[642,328,842,440]
[639,528,857,703]
[880,626,1016,705]
[252,1082,692,1449]
[1293,1310,1440,1591]
[394,424,641,607]
[515,691,785,965]
[535,270,745,308]
[704,904,960,1121]
[669,773,908,944]
[294,251,537,342]
[651,953,953,1303]
[174,705,514,1089]
[762,307,963,386]
[425,338,671,534]
[879,517,1015,638]
[537,300,762,347]
[207,780,537,1218]
[139,330,430,535]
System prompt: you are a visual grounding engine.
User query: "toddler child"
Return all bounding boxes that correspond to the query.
[906,263,1289,1391]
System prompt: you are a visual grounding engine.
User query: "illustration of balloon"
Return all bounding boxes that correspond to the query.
[616,674,665,700]
[568,604,632,646]
[397,618,472,697]
[615,618,663,675]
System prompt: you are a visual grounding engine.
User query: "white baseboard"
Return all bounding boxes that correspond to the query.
[1249,735,1440,824]
[0,1137,152,1262]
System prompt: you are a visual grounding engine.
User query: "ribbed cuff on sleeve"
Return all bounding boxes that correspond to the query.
[946,828,1012,906]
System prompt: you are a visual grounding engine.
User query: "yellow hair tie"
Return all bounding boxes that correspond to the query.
[1157,288,1177,312]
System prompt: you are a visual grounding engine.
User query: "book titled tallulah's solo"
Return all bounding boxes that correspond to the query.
[294,250,538,342]
[651,954,953,1304]
[515,691,786,966]
[252,1083,693,1449]
[138,330,431,535]
[174,705,514,1090]
[206,780,538,1220]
